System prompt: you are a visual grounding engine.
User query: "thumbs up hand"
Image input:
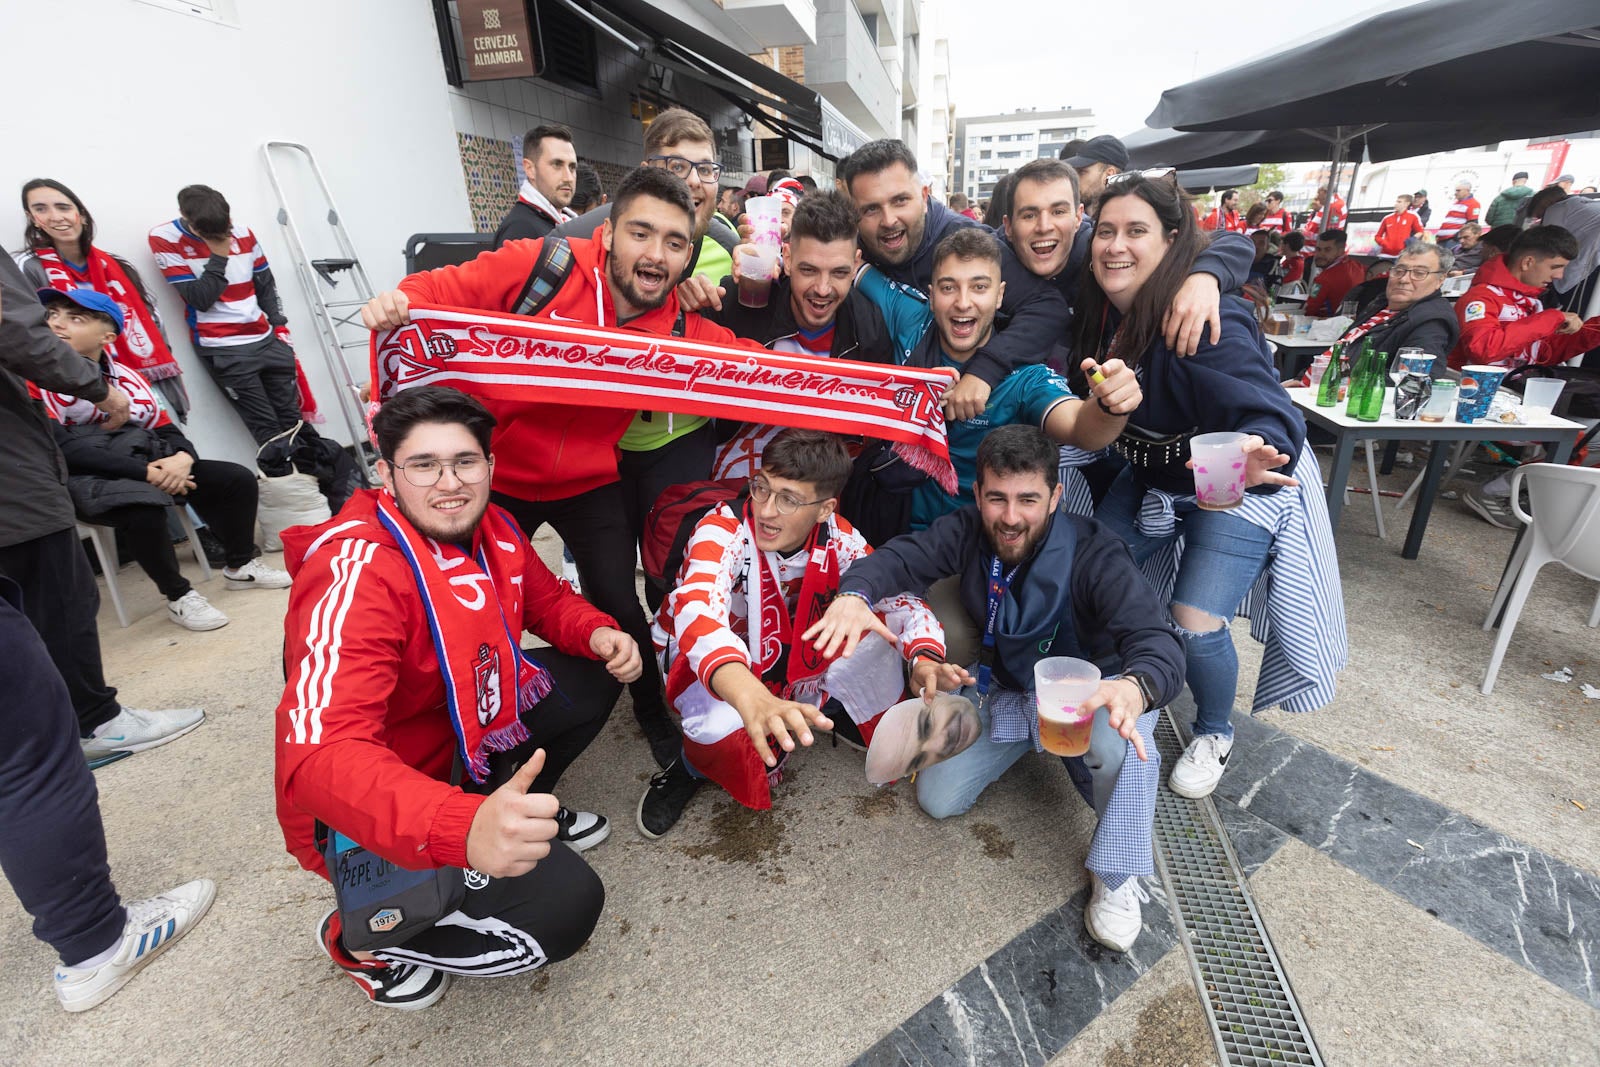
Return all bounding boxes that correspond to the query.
[464,749,561,878]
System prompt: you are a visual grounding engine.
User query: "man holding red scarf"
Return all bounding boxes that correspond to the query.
[641,430,955,838]
[360,166,766,770]
[276,386,639,1010]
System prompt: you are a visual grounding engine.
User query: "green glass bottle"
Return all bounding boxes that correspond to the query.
[1344,340,1374,418]
[1357,341,1386,422]
[1316,342,1345,407]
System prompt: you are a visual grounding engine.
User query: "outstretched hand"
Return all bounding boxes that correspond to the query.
[802,594,898,660]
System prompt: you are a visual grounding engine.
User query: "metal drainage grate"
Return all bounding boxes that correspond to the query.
[1152,709,1323,1066]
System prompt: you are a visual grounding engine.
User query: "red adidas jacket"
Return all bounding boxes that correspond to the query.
[398,227,758,502]
[1303,255,1365,317]
[1449,254,1600,370]
[1374,210,1425,255]
[274,489,617,878]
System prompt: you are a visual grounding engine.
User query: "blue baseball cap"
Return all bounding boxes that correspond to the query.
[38,287,124,334]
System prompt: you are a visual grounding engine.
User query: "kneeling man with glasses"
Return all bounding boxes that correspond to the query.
[640,429,959,838]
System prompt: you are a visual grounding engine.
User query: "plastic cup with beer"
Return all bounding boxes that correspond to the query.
[1189,431,1248,511]
[1034,656,1101,757]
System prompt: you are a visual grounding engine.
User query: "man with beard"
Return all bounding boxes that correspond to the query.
[839,140,1072,422]
[809,425,1184,953]
[702,190,903,483]
[360,166,750,768]
[276,386,637,1009]
[493,124,578,248]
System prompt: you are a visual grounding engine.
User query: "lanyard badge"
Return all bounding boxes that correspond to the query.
[976,554,1019,711]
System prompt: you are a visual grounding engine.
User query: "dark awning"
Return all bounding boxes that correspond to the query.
[1123,122,1575,170]
[561,0,826,147]
[1176,166,1259,193]
[1147,0,1600,133]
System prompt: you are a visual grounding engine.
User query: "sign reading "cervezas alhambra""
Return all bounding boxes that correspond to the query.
[458,0,539,81]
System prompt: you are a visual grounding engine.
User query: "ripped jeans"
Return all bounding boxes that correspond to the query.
[1097,468,1275,740]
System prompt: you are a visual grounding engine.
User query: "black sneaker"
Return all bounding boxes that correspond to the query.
[554,807,610,851]
[823,698,866,752]
[635,706,683,770]
[316,909,450,1011]
[637,757,703,840]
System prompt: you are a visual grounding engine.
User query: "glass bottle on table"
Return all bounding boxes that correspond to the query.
[1316,342,1345,407]
[1357,348,1386,422]
[1344,340,1375,417]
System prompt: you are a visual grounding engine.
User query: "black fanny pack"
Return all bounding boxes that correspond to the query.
[315,758,469,952]
[1112,423,1198,473]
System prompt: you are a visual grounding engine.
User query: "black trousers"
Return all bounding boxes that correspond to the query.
[377,841,603,977]
[485,648,619,794]
[95,459,260,600]
[0,576,125,965]
[0,527,119,734]
[491,484,670,739]
[617,423,716,612]
[199,334,302,445]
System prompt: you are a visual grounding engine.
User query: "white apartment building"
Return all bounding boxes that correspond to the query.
[954,107,1097,202]
[913,0,956,198]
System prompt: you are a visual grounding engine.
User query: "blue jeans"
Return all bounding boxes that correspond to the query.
[1098,468,1275,739]
[916,691,1127,819]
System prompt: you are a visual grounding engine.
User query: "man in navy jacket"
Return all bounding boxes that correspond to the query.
[807,425,1183,954]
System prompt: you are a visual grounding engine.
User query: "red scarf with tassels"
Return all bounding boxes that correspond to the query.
[33,247,183,382]
[371,304,961,493]
[372,492,552,784]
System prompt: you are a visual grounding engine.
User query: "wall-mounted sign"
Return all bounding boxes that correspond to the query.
[459,0,540,81]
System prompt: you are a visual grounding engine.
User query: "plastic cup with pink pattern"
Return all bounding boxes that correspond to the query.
[1189,432,1248,511]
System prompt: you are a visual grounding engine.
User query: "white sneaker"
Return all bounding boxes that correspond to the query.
[54,878,216,1012]
[1169,733,1234,799]
[222,558,292,589]
[81,706,205,766]
[167,590,229,631]
[1086,874,1149,952]
[560,557,582,593]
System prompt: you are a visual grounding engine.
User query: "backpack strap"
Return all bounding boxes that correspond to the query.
[511,236,575,317]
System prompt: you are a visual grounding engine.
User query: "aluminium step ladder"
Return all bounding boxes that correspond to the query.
[261,140,379,482]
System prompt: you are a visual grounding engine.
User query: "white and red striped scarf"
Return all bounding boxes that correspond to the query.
[371,304,960,491]
[1298,307,1398,386]
[40,355,172,430]
[372,492,552,785]
[33,248,183,382]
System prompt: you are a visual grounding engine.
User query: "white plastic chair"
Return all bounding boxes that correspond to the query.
[78,507,212,628]
[1480,464,1600,693]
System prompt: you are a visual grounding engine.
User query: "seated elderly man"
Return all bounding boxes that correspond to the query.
[1291,242,1460,385]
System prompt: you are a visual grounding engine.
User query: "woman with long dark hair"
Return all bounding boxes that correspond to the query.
[17,179,189,417]
[1072,174,1345,801]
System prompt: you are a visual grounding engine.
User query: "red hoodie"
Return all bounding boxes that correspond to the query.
[1449,254,1600,370]
[273,489,616,877]
[398,227,760,502]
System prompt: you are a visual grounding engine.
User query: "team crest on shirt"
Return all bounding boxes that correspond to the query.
[473,643,502,726]
[1463,300,1487,322]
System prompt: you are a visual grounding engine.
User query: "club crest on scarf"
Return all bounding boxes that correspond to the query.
[473,643,502,727]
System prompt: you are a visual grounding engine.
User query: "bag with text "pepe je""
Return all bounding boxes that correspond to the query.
[314,758,469,951]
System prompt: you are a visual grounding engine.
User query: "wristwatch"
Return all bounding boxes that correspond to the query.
[1125,670,1159,712]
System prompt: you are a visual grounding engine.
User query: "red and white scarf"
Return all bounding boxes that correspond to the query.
[372,304,960,491]
[744,500,839,703]
[33,247,183,382]
[41,354,171,430]
[372,492,553,784]
[516,180,576,227]
[1299,307,1397,385]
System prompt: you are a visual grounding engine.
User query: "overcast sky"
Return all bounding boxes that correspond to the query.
[944,0,1430,141]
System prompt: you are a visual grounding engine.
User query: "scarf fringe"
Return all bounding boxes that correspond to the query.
[892,441,959,494]
[140,362,182,382]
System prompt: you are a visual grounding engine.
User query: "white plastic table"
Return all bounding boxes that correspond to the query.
[1289,389,1585,559]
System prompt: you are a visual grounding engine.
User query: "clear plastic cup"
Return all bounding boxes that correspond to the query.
[736,249,778,308]
[1189,431,1248,511]
[1034,656,1101,757]
[1522,379,1565,418]
[744,195,784,248]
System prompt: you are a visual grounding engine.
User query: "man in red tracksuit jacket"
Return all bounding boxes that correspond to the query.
[361,166,764,770]
[1303,229,1365,317]
[276,386,643,1009]
[1450,226,1600,529]
[1449,226,1600,371]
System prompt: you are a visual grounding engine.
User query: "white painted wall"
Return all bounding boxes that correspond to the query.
[1,0,472,467]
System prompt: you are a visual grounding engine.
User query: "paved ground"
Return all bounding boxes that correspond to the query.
[3,451,1597,1066]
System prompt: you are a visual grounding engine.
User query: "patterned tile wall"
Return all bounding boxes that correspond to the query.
[457,132,519,234]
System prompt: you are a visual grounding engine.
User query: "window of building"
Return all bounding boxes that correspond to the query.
[979,150,991,159]
[536,0,599,93]
[1018,132,1034,141]
[981,136,993,143]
